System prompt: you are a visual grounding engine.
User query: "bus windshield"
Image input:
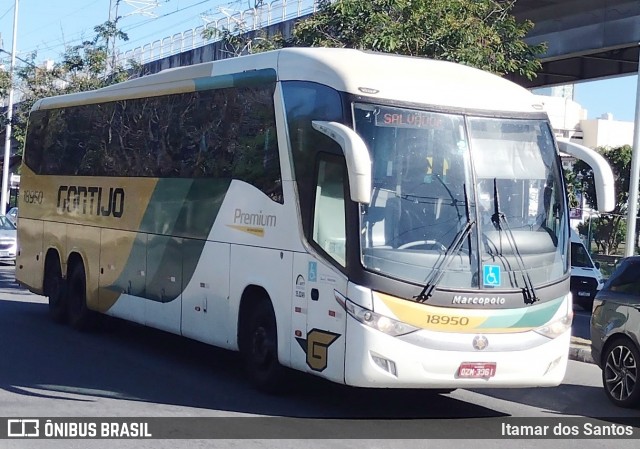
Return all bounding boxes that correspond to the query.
[354,103,568,292]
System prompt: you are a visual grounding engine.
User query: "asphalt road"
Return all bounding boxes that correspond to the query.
[0,264,638,449]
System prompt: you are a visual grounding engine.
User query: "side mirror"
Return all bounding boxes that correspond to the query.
[594,261,600,270]
[311,121,372,205]
[556,139,615,212]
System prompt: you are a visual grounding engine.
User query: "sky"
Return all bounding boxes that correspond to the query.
[0,0,637,123]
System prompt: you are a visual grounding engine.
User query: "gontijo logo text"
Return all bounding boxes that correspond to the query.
[57,186,125,218]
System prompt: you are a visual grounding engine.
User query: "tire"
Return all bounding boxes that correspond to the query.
[44,256,67,323]
[67,262,97,331]
[601,337,640,408]
[241,300,287,393]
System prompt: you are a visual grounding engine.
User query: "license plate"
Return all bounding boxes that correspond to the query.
[0,251,7,257]
[457,362,496,379]
[577,291,591,297]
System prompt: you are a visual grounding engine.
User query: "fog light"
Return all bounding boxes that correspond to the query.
[371,353,397,376]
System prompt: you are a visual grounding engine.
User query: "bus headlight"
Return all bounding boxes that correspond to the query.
[534,314,573,339]
[342,299,419,337]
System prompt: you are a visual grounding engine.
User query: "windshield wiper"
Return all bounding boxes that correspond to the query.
[400,175,463,222]
[434,174,463,222]
[490,178,538,305]
[415,184,473,303]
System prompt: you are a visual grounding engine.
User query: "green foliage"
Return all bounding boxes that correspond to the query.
[291,0,546,79]
[1,20,137,152]
[577,217,626,256]
[202,0,544,79]
[203,26,286,57]
[572,145,633,255]
[564,168,582,210]
[0,69,11,99]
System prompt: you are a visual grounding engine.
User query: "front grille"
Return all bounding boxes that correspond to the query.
[0,242,14,250]
[570,275,598,297]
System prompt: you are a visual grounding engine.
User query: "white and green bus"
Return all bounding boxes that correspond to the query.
[16,48,614,391]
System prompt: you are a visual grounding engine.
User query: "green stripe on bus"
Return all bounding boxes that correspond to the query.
[480,296,564,329]
[108,177,232,303]
[194,68,277,92]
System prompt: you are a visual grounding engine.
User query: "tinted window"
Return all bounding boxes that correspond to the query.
[24,84,283,203]
[282,81,345,236]
[608,260,640,296]
[571,242,593,268]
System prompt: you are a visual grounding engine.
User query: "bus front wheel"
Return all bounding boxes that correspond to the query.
[241,300,286,393]
[44,257,66,323]
[67,262,97,331]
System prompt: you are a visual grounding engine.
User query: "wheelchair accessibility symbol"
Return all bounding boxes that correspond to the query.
[483,265,501,287]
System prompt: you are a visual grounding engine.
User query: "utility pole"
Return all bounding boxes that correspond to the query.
[107,0,121,73]
[107,0,160,71]
[624,49,640,257]
[1,0,19,215]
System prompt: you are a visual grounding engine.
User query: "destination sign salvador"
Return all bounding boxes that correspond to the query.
[375,107,444,129]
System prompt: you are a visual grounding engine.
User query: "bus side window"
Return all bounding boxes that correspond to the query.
[312,158,347,267]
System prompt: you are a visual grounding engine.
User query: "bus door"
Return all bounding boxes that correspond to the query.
[291,156,349,383]
[292,254,347,383]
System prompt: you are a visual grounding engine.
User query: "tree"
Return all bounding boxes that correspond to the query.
[201,1,285,57]
[0,69,11,99]
[564,168,582,211]
[572,145,633,255]
[577,217,626,255]
[295,0,545,79]
[203,0,545,79]
[2,20,139,152]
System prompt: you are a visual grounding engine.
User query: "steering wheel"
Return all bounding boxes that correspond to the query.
[398,240,447,251]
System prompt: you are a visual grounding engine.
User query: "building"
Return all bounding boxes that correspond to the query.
[536,85,634,150]
[536,85,634,230]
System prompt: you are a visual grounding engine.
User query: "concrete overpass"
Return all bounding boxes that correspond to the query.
[508,0,639,88]
[137,0,640,90]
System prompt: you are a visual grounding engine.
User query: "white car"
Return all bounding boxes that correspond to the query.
[0,215,17,264]
[570,229,604,311]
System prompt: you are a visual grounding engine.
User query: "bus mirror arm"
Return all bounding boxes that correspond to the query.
[556,139,615,212]
[312,121,372,205]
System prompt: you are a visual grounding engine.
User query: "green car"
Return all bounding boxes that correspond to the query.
[590,256,640,408]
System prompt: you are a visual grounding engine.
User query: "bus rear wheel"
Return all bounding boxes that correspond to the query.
[44,257,66,323]
[67,262,97,331]
[241,300,286,393]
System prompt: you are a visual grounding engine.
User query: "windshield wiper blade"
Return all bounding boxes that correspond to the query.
[415,184,473,303]
[434,174,463,222]
[490,178,538,305]
[415,219,475,302]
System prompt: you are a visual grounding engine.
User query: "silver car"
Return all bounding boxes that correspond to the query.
[6,206,17,225]
[590,256,640,408]
[0,215,17,264]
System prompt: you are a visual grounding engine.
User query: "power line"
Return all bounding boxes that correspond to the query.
[0,4,14,22]
[20,0,211,59]
[12,0,105,55]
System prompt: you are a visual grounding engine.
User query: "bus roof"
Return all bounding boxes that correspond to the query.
[35,47,542,114]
